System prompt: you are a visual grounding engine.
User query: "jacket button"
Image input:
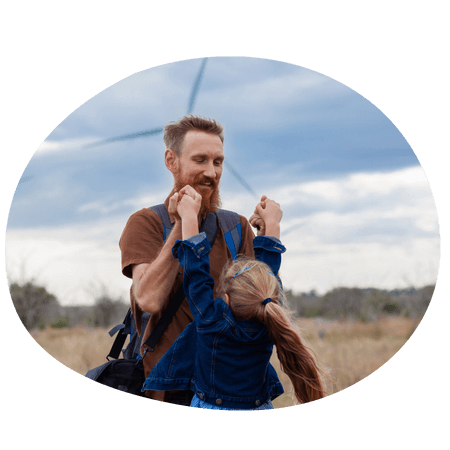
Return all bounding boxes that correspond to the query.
[198,393,204,400]
[255,400,260,406]
[216,399,222,405]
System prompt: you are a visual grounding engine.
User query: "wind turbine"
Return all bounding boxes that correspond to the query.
[78,57,259,200]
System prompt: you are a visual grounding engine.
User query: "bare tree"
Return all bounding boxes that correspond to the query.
[9,281,61,330]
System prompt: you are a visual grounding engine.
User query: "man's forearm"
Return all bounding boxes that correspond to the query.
[132,221,182,315]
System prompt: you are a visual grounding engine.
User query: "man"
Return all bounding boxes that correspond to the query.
[119,115,257,404]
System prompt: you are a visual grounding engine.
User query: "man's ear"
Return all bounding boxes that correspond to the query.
[165,149,179,174]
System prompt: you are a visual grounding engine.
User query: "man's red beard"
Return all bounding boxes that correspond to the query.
[173,174,221,218]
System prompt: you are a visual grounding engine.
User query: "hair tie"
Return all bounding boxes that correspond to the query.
[233,266,251,278]
[262,298,272,306]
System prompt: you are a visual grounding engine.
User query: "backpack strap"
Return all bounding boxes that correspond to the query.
[150,204,219,247]
[107,309,133,360]
[150,204,242,258]
[141,285,185,354]
[216,209,242,261]
[150,204,173,242]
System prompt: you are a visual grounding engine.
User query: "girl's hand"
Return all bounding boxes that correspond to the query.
[256,198,282,223]
[176,188,202,240]
[177,189,202,220]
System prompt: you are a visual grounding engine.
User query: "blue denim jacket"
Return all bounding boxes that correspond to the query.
[142,234,286,409]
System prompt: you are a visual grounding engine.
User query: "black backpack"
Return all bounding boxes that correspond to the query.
[85,205,242,399]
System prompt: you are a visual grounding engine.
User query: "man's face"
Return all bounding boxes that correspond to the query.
[172,130,224,214]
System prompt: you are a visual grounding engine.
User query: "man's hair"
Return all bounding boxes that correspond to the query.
[163,114,224,156]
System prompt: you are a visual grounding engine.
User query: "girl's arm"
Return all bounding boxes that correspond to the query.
[251,197,285,275]
[253,236,285,276]
[173,235,218,322]
[171,189,221,322]
[170,186,201,240]
[182,217,199,240]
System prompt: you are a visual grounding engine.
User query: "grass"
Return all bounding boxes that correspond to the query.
[270,316,421,408]
[31,316,421,408]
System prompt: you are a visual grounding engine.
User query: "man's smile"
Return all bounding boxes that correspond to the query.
[194,176,216,190]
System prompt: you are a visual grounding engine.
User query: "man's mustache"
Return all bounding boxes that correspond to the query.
[192,176,218,189]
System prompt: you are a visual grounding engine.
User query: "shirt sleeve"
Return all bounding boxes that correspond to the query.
[119,208,165,279]
[238,215,256,258]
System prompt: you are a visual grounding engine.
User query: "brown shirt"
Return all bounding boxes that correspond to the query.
[119,202,255,401]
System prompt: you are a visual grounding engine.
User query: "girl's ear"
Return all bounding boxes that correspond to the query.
[224,293,230,305]
[165,149,179,174]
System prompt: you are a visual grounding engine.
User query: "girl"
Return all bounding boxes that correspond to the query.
[142,191,325,409]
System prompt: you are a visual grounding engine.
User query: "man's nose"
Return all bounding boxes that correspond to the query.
[203,161,216,179]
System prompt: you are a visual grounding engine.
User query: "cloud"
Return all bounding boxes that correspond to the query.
[223,165,440,293]
[284,169,440,292]
[198,63,343,129]
[252,168,435,227]
[223,165,437,229]
[5,217,133,305]
[286,169,433,223]
[76,190,167,216]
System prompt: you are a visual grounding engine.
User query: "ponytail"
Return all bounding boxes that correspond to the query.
[263,302,325,403]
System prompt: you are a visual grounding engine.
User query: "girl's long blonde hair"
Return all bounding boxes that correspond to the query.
[217,257,325,404]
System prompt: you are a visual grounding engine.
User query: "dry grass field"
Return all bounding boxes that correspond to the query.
[31,315,421,408]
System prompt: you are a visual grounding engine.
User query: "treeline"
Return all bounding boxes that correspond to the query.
[286,285,435,321]
[9,280,435,331]
[9,281,129,331]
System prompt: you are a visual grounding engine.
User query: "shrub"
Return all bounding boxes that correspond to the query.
[50,317,70,329]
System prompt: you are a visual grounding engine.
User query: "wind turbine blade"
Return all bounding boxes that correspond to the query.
[224,160,259,200]
[81,127,164,150]
[188,58,208,114]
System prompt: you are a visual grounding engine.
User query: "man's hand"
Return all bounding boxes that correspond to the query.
[168,192,181,223]
[249,195,268,236]
[249,195,282,238]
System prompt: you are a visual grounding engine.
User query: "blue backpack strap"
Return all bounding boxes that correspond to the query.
[216,209,242,261]
[149,204,219,246]
[199,213,218,247]
[150,204,241,259]
[150,204,173,242]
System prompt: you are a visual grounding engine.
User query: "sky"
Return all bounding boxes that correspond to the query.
[4,56,440,305]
